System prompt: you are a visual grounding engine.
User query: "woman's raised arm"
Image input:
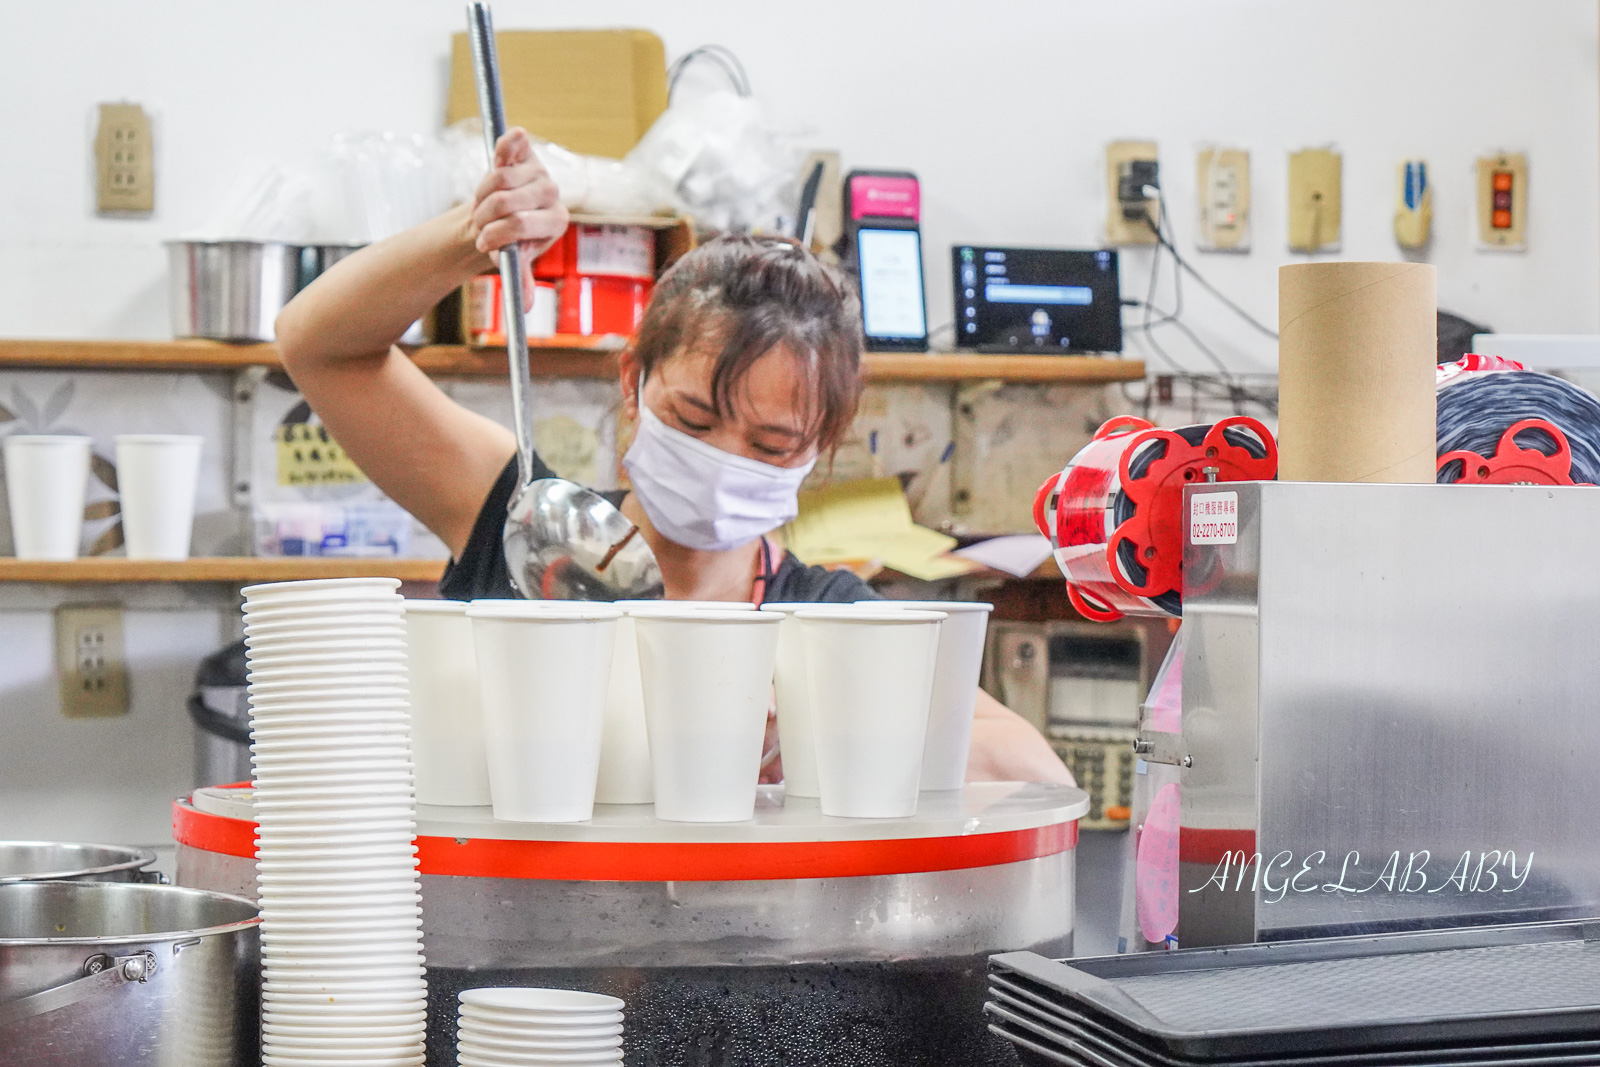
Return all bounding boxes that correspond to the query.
[274,129,566,556]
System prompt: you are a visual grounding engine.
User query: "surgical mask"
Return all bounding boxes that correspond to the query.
[623,403,816,552]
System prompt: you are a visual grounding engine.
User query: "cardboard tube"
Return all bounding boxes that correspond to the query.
[1278,262,1438,483]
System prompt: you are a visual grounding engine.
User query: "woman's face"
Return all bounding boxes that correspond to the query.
[622,346,819,469]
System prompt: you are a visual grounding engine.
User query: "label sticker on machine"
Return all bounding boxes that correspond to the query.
[1189,492,1238,544]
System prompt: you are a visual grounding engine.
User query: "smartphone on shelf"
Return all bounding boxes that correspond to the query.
[844,170,927,352]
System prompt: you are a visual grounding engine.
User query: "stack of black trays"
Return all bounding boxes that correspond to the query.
[987,920,1600,1067]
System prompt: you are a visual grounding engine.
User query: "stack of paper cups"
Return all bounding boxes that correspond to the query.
[243,577,427,1067]
[456,988,625,1066]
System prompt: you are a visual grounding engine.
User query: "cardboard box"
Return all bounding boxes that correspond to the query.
[447,29,668,160]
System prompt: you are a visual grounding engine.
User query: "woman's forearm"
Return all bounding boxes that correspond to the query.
[277,203,488,368]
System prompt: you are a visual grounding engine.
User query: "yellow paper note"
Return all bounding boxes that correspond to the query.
[784,477,975,581]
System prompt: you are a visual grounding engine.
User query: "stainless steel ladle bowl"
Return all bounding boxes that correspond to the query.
[468,3,663,602]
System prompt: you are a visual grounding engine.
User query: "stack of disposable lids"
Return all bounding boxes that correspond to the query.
[986,921,1600,1066]
[456,988,626,1066]
[244,577,427,1067]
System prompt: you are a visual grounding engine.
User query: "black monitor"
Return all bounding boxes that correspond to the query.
[951,246,1122,353]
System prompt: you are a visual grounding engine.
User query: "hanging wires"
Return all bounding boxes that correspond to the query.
[1117,186,1279,417]
[668,45,752,100]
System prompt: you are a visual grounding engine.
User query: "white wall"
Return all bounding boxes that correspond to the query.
[1,0,1595,372]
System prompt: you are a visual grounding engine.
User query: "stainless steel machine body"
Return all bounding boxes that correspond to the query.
[0,881,261,1066]
[1173,482,1600,947]
[175,782,1086,1066]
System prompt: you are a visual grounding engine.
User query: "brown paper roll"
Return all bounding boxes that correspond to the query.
[1278,262,1438,483]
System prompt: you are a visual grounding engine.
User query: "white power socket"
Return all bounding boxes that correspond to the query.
[55,605,129,718]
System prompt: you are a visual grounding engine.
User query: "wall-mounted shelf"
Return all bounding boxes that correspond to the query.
[0,340,1145,384]
[0,557,446,584]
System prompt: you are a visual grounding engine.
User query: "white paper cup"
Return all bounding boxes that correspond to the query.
[759,602,903,798]
[468,605,621,822]
[457,1049,617,1062]
[459,988,625,1014]
[458,1027,622,1049]
[601,598,756,805]
[758,604,816,797]
[263,1051,423,1065]
[460,1019,623,1040]
[405,600,490,806]
[616,600,755,613]
[632,610,781,823]
[263,1020,427,1037]
[2,435,91,560]
[262,1033,426,1049]
[595,614,651,805]
[244,577,403,598]
[457,1055,618,1067]
[113,434,201,560]
[458,1030,622,1048]
[869,601,993,790]
[258,905,422,922]
[798,608,945,818]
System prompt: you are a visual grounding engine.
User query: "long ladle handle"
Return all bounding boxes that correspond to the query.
[467,2,536,492]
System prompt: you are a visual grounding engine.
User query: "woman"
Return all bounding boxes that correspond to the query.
[276,128,1070,785]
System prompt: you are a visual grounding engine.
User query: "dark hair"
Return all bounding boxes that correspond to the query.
[631,234,863,451]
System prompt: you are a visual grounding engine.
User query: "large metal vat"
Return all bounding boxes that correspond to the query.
[0,881,261,1066]
[175,782,1088,1066]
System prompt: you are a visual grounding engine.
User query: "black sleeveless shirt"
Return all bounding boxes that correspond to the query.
[439,456,880,605]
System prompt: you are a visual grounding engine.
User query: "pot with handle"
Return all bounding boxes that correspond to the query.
[0,881,260,1066]
[0,841,161,885]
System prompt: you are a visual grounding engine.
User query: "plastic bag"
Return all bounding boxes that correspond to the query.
[442,119,668,219]
[625,87,804,233]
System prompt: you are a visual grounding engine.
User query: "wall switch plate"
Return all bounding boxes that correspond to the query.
[95,103,154,215]
[1394,159,1433,249]
[1105,140,1160,245]
[1195,146,1250,252]
[55,605,129,718]
[1287,146,1342,253]
[1476,152,1527,251]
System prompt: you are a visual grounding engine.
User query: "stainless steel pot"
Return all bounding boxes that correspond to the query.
[0,881,260,1066]
[0,841,159,884]
[167,239,301,342]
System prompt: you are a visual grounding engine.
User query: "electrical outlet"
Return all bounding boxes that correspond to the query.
[1105,140,1159,245]
[95,103,154,215]
[55,605,129,718]
[1287,147,1342,253]
[1476,152,1527,251]
[1196,147,1250,252]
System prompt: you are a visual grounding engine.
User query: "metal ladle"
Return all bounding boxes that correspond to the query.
[466,3,662,601]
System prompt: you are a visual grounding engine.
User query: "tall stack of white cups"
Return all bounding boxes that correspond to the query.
[243,577,428,1067]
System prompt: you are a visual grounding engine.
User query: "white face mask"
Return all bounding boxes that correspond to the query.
[623,403,816,552]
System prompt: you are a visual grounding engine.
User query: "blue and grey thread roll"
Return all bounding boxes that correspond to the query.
[1436,371,1600,484]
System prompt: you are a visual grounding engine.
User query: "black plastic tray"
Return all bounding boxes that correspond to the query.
[990,920,1600,1061]
[987,979,1600,1067]
[986,1015,1600,1067]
